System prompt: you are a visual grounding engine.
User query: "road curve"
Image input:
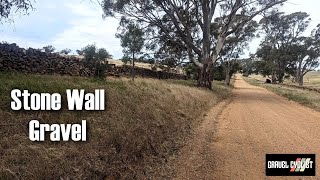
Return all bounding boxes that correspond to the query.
[174,74,320,179]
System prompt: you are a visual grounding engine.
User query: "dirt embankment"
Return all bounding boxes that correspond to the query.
[0,72,231,179]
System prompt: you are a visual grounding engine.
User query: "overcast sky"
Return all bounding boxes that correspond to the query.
[0,0,319,59]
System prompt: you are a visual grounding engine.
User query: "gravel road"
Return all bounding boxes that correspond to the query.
[173,74,320,179]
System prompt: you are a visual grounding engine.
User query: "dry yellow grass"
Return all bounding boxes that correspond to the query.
[303,71,320,89]
[244,74,320,111]
[0,72,231,179]
[108,59,154,69]
[250,71,320,89]
[69,56,165,72]
[107,59,184,74]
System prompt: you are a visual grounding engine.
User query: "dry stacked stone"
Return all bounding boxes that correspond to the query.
[111,65,187,80]
[0,43,187,80]
[0,43,91,76]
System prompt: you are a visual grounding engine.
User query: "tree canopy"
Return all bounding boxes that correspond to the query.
[116,18,145,80]
[77,44,113,79]
[60,48,72,55]
[42,45,55,54]
[256,11,320,86]
[102,0,286,88]
[78,44,112,66]
[0,0,34,23]
[116,18,145,59]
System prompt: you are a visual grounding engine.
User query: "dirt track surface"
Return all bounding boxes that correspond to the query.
[173,74,320,179]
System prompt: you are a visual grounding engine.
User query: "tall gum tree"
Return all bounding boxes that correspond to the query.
[219,18,258,86]
[292,25,320,86]
[258,11,319,85]
[116,18,145,81]
[258,11,311,83]
[101,0,285,88]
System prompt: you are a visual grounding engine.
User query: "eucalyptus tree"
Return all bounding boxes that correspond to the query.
[60,48,72,55]
[255,45,278,82]
[220,19,258,86]
[78,44,113,78]
[42,45,56,54]
[258,11,311,83]
[291,25,320,86]
[116,18,145,81]
[153,37,189,69]
[0,0,34,23]
[101,0,285,89]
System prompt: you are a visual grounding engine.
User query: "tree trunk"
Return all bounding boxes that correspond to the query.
[295,69,304,86]
[132,52,135,81]
[277,71,285,83]
[224,62,231,86]
[298,74,304,87]
[294,70,299,83]
[271,70,277,84]
[225,73,231,86]
[298,76,304,87]
[277,61,285,83]
[197,62,213,89]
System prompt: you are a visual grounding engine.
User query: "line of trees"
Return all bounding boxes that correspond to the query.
[41,44,114,79]
[251,11,320,86]
[102,0,286,88]
[107,4,319,87]
[4,1,319,87]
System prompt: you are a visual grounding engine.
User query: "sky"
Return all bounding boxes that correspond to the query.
[0,0,319,59]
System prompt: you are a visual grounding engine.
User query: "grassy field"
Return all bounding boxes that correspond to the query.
[107,59,184,74]
[0,72,232,179]
[250,71,320,90]
[302,71,320,89]
[244,72,320,111]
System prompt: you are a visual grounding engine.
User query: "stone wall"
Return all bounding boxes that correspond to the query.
[0,43,91,76]
[0,43,187,80]
[109,65,187,80]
